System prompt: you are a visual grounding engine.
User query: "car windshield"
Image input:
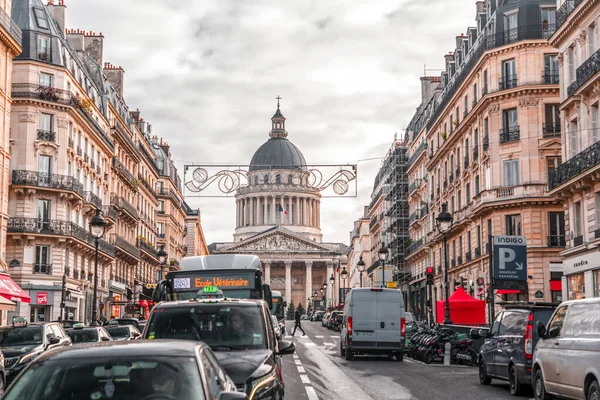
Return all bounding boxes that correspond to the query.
[67,329,99,343]
[105,327,130,339]
[3,356,205,400]
[145,304,267,350]
[0,326,44,346]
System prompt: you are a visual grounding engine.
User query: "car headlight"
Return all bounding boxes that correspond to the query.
[248,370,277,400]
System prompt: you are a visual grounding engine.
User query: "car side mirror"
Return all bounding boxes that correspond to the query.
[469,328,481,340]
[478,328,491,339]
[48,337,60,345]
[219,392,248,400]
[278,340,295,355]
[537,322,546,339]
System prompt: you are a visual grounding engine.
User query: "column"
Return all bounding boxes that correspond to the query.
[262,261,271,285]
[240,199,244,226]
[308,199,312,227]
[235,201,239,227]
[294,197,299,225]
[316,201,320,228]
[288,197,293,225]
[254,197,259,226]
[285,261,292,305]
[305,261,313,306]
[326,260,333,307]
[271,195,276,225]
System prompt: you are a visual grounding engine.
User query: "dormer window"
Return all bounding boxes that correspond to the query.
[275,174,281,184]
[33,7,49,29]
[37,35,50,61]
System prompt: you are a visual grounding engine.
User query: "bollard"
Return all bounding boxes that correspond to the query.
[444,342,451,366]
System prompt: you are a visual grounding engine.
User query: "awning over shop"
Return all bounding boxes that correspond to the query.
[496,289,521,295]
[0,296,16,311]
[550,280,562,291]
[0,274,30,303]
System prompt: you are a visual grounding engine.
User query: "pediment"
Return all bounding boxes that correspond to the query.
[219,229,334,254]
[539,138,561,150]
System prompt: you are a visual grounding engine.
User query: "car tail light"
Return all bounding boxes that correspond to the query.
[524,313,533,360]
[401,317,406,337]
[371,288,383,292]
[348,316,353,336]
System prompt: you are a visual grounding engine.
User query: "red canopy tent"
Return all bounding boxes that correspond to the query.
[436,286,486,325]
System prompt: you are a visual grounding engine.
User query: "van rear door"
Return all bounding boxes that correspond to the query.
[376,290,403,348]
[351,290,377,346]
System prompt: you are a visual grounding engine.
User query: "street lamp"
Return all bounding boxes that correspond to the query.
[89,208,106,327]
[357,255,365,288]
[378,242,389,288]
[340,266,348,305]
[436,202,454,325]
[157,245,168,282]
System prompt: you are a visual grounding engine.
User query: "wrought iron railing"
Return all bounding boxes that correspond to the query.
[138,174,158,198]
[7,218,115,257]
[473,147,479,161]
[37,129,55,142]
[556,0,583,29]
[573,235,584,247]
[407,238,424,255]
[84,191,102,208]
[102,205,117,221]
[542,71,559,85]
[12,170,84,196]
[407,142,427,168]
[111,234,141,259]
[483,135,489,152]
[548,235,566,247]
[543,123,561,138]
[549,140,600,189]
[112,157,136,187]
[567,47,600,96]
[0,5,22,45]
[500,126,520,144]
[136,238,158,259]
[34,263,52,274]
[499,74,518,91]
[111,195,139,220]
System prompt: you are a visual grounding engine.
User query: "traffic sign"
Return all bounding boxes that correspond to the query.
[386,281,397,289]
[493,235,527,281]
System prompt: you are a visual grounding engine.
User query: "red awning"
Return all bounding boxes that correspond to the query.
[550,280,562,291]
[0,274,30,303]
[496,289,521,295]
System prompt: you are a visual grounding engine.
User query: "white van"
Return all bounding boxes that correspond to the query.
[340,288,406,361]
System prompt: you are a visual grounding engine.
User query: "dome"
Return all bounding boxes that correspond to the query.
[249,138,307,172]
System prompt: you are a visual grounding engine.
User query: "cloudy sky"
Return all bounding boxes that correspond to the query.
[67,0,475,244]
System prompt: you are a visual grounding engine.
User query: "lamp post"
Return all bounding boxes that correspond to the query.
[329,273,335,307]
[436,202,454,325]
[340,266,348,305]
[357,255,365,288]
[89,208,106,327]
[378,243,389,288]
[320,287,324,310]
[157,245,168,282]
[59,270,67,322]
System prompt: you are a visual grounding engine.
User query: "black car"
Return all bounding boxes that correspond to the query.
[105,324,141,341]
[66,323,112,344]
[143,294,295,399]
[52,320,84,330]
[104,318,141,329]
[472,302,557,396]
[0,318,71,385]
[2,340,248,400]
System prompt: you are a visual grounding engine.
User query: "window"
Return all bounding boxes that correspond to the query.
[504,11,518,42]
[473,83,478,103]
[490,312,503,337]
[485,166,491,190]
[488,218,493,238]
[39,73,52,87]
[567,274,585,300]
[483,70,488,93]
[275,174,281,184]
[588,24,597,56]
[546,306,568,338]
[458,236,463,257]
[547,156,562,178]
[466,183,471,204]
[568,46,576,83]
[475,175,480,194]
[458,190,462,209]
[548,212,565,246]
[464,96,468,114]
[574,201,583,237]
[38,155,52,176]
[502,108,518,131]
[158,201,164,212]
[37,199,50,230]
[451,196,455,213]
[503,160,519,186]
[592,103,600,144]
[501,59,516,86]
[39,113,53,133]
[563,303,600,336]
[596,192,600,229]
[477,226,481,249]
[544,55,559,83]
[157,222,164,235]
[37,35,50,60]
[544,104,560,133]
[35,245,50,268]
[499,311,527,336]
[484,117,489,137]
[541,8,556,38]
[570,119,580,157]
[506,214,522,236]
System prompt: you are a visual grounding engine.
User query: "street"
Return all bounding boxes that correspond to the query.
[282,321,535,400]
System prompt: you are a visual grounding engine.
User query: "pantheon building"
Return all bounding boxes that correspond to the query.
[210,105,346,308]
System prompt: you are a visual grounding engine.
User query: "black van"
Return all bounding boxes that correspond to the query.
[472,302,557,396]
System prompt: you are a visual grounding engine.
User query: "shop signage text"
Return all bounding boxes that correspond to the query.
[36,292,48,305]
[563,252,598,275]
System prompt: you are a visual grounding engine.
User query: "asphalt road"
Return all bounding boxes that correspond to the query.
[281,320,535,400]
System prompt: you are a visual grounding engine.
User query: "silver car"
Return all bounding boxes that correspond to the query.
[533,298,600,400]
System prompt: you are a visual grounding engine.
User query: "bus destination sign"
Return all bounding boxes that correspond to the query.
[172,272,255,291]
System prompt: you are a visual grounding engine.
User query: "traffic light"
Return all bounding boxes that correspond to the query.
[426,267,434,285]
[461,277,468,290]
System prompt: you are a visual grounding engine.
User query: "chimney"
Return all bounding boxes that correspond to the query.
[46,0,67,34]
[129,109,140,123]
[103,62,125,98]
[159,139,170,156]
[84,31,104,66]
[420,76,434,105]
[66,29,85,52]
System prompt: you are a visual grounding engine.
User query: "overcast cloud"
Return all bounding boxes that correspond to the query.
[66,0,475,245]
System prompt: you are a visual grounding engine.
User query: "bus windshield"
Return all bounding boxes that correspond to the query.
[173,289,263,301]
[270,296,284,320]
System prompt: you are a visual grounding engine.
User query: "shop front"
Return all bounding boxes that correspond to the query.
[562,251,599,300]
[108,279,126,318]
[0,274,30,325]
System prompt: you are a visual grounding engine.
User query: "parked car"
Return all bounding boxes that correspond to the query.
[533,298,600,400]
[321,312,331,327]
[52,320,84,330]
[0,317,71,386]
[105,317,140,329]
[66,323,112,344]
[271,315,282,340]
[104,324,141,341]
[1,340,248,399]
[340,288,406,361]
[473,302,557,396]
[311,311,325,321]
[327,311,343,329]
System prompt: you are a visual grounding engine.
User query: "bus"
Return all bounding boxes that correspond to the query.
[271,291,285,321]
[152,254,272,308]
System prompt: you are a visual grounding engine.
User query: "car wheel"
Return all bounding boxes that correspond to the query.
[588,380,600,400]
[479,359,492,385]
[534,369,553,400]
[340,340,346,357]
[424,350,433,364]
[0,373,4,397]
[509,365,522,396]
[344,342,353,361]
[395,352,403,362]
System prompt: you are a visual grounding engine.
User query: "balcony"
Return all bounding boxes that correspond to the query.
[573,235,584,247]
[483,135,489,152]
[549,140,600,190]
[473,147,479,161]
[111,195,139,220]
[474,247,481,258]
[136,238,158,259]
[369,216,379,229]
[138,174,158,198]
[34,263,52,274]
[542,71,559,85]
[542,123,561,138]
[158,210,166,215]
[112,157,137,188]
[499,74,518,91]
[500,126,520,144]
[157,187,168,196]
[102,205,117,222]
[557,0,583,29]
[463,156,470,170]
[409,212,417,225]
[157,233,166,239]
[84,191,102,208]
[567,47,600,96]
[111,234,141,259]
[548,235,566,247]
[407,142,427,168]
[7,218,115,257]
[407,238,424,256]
[12,170,83,197]
[466,251,472,262]
[37,129,55,142]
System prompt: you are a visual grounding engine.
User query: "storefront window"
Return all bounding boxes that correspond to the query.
[595,270,600,297]
[568,273,585,300]
[30,306,47,322]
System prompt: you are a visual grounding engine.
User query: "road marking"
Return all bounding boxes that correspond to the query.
[285,335,292,339]
[297,365,305,373]
[315,335,324,338]
[305,386,319,400]
[300,374,310,384]
[293,354,299,359]
[330,336,339,340]
[294,360,302,365]
[303,342,316,347]
[323,342,334,346]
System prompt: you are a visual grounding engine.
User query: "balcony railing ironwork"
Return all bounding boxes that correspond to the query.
[37,129,55,142]
[407,238,424,256]
[500,126,520,144]
[573,235,584,247]
[548,235,566,247]
[84,191,102,208]
[549,140,600,190]
[499,74,518,91]
[34,263,52,274]
[542,72,559,85]
[557,0,583,29]
[475,247,481,258]
[473,147,479,161]
[112,157,137,187]
[111,195,139,220]
[466,251,472,262]
[111,234,141,259]
[0,5,22,45]
[408,142,427,168]
[542,124,561,138]
[483,135,489,152]
[12,170,84,196]
[102,205,117,221]
[138,174,158,198]
[567,47,600,96]
[464,156,470,169]
[8,218,115,257]
[136,238,158,259]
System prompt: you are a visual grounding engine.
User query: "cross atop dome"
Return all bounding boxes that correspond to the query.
[270,95,287,138]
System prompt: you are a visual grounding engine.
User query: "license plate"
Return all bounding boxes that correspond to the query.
[355,331,374,337]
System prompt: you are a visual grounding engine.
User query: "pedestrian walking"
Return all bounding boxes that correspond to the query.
[291,309,306,336]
